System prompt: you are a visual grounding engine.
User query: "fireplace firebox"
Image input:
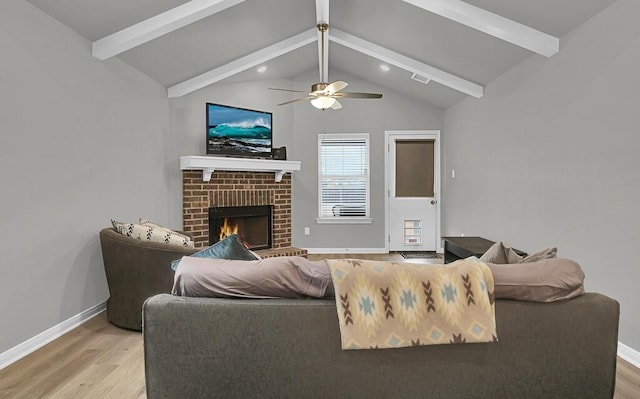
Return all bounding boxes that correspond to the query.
[208,205,273,250]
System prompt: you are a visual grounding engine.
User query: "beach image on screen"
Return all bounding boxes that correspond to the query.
[207,104,272,157]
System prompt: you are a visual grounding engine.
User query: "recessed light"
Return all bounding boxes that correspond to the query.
[257,66,267,73]
[379,64,390,72]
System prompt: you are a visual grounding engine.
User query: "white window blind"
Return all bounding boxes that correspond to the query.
[318,133,370,219]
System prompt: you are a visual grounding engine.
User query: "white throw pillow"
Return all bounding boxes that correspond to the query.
[111,219,194,248]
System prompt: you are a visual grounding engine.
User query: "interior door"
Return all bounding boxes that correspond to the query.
[386,131,440,252]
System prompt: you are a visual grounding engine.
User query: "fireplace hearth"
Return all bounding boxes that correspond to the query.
[209,205,273,250]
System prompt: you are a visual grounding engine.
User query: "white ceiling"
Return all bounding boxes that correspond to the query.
[25,0,617,109]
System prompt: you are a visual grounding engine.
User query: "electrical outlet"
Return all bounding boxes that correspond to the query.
[304,227,310,235]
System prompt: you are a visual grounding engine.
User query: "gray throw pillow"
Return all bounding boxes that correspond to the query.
[479,241,508,264]
[519,247,557,263]
[171,234,257,271]
[505,247,523,263]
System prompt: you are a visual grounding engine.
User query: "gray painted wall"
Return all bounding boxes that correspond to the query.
[0,0,171,354]
[290,70,443,250]
[167,70,443,250]
[5,0,636,363]
[443,0,640,349]
[166,79,296,228]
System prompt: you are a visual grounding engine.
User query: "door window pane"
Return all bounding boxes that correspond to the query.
[395,140,434,197]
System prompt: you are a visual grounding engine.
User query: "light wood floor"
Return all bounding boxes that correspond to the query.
[1,253,638,399]
[0,312,145,399]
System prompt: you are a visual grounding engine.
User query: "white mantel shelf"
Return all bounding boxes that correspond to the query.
[180,155,301,182]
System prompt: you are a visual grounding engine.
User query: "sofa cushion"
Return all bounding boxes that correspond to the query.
[111,219,194,249]
[172,256,333,298]
[170,234,258,271]
[487,258,585,302]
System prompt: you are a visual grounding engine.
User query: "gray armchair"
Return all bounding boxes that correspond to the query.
[99,228,197,330]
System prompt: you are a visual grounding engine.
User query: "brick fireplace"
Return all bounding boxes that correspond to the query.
[180,156,306,258]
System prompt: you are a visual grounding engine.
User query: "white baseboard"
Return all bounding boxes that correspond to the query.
[0,301,106,371]
[618,342,640,369]
[305,247,388,254]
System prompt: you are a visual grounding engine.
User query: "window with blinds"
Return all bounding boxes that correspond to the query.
[318,133,370,220]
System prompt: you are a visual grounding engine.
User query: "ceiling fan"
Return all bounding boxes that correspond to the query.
[270,23,382,110]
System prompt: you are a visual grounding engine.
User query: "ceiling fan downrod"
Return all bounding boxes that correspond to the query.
[318,23,328,84]
[268,22,381,110]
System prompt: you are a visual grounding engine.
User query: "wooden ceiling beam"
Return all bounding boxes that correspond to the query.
[403,0,559,57]
[92,0,245,60]
[167,29,317,97]
[329,28,483,98]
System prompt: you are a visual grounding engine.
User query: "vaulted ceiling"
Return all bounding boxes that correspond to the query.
[25,0,617,109]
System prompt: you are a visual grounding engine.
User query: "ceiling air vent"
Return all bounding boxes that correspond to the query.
[410,73,431,85]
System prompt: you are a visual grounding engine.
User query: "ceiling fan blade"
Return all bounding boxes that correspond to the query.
[325,80,348,95]
[269,87,311,94]
[277,97,314,106]
[330,99,343,110]
[333,92,383,99]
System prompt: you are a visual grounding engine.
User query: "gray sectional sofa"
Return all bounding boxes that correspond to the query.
[143,292,619,399]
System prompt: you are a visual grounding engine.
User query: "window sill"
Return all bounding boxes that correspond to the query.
[316,218,373,225]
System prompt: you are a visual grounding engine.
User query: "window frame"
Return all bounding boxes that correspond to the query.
[316,133,372,224]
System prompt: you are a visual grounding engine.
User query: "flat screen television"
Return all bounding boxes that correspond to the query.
[206,102,272,158]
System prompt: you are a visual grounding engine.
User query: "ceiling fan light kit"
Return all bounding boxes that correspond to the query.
[310,96,336,110]
[269,23,382,110]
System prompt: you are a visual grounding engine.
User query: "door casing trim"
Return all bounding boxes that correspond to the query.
[384,130,442,253]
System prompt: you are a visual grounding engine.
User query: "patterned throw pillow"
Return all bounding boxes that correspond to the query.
[111,219,194,248]
[139,218,192,243]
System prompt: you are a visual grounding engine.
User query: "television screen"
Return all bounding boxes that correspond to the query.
[206,103,272,158]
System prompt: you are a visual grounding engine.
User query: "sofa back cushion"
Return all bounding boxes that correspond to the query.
[487,258,585,302]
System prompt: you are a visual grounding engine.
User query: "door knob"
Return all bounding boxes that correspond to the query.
[430,200,437,205]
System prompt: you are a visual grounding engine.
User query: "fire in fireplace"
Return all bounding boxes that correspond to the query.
[208,205,273,250]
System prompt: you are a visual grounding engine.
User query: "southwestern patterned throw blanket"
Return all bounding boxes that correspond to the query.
[327,258,498,350]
